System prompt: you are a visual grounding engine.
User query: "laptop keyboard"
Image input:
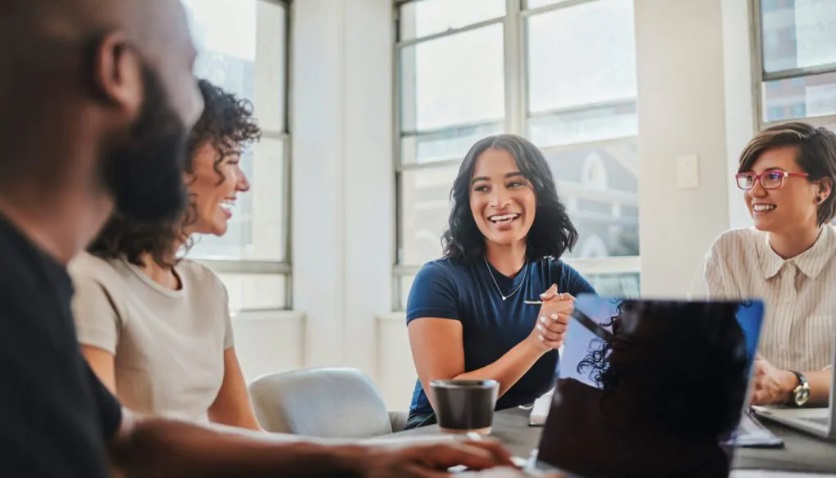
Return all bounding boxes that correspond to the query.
[801,417,831,426]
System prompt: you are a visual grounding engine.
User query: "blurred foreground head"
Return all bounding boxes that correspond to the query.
[0,0,203,223]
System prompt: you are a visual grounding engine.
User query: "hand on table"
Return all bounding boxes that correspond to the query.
[751,356,797,406]
[357,440,514,478]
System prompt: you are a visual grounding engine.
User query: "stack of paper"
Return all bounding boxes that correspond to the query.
[734,411,784,448]
[528,389,554,426]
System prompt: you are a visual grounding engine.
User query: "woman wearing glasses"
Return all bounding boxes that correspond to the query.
[704,122,836,407]
[404,134,595,429]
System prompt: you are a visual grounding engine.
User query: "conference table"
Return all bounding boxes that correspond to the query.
[392,407,836,474]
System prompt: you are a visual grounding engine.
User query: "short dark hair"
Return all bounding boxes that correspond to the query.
[738,122,836,225]
[88,79,261,267]
[441,134,578,262]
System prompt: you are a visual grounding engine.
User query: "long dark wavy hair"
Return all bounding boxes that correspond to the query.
[577,301,748,441]
[88,79,262,267]
[441,134,578,262]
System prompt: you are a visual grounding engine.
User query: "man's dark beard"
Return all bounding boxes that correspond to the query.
[100,64,188,222]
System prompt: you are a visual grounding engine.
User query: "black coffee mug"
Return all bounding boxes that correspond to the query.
[430,379,499,434]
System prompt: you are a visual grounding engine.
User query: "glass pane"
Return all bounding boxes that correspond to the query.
[761,0,836,73]
[254,0,287,133]
[543,140,639,258]
[400,166,459,265]
[190,138,287,261]
[399,0,505,41]
[583,272,640,297]
[527,101,637,147]
[401,121,503,165]
[526,0,574,9]
[762,71,836,122]
[526,0,636,114]
[400,24,505,132]
[183,0,286,133]
[217,273,287,313]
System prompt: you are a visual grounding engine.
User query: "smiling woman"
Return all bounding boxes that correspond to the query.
[67,80,263,431]
[703,122,836,410]
[185,80,259,238]
[404,134,596,429]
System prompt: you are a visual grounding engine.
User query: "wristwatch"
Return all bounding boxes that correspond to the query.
[787,371,811,407]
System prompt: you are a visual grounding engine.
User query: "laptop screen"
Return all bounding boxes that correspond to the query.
[536,295,764,477]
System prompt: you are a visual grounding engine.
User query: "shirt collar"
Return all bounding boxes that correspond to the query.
[759,226,836,280]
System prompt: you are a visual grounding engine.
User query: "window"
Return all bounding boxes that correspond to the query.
[755,0,836,127]
[525,0,639,267]
[394,0,640,310]
[182,0,291,312]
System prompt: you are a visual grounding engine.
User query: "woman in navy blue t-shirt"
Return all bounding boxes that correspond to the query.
[405,134,595,429]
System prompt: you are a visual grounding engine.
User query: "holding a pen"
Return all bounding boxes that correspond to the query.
[530,285,576,352]
[403,134,597,431]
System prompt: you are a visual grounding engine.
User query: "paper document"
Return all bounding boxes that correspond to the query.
[528,389,554,426]
[734,410,784,448]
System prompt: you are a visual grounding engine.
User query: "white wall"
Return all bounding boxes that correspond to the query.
[635,0,748,297]
[291,0,394,374]
[377,314,417,409]
[232,310,305,383]
[721,0,759,230]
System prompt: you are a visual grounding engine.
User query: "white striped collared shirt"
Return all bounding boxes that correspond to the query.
[703,225,836,371]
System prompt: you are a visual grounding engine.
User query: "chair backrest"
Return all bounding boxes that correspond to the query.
[248,367,394,438]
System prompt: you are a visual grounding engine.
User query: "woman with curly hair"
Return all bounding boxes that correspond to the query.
[405,134,595,429]
[69,79,262,429]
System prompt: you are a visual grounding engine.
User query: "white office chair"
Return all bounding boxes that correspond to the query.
[249,367,408,438]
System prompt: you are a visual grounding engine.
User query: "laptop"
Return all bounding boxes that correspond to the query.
[522,295,766,477]
[752,347,836,440]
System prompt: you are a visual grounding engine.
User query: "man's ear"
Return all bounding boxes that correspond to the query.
[89,32,143,120]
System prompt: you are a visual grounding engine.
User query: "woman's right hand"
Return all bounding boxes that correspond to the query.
[527,284,575,353]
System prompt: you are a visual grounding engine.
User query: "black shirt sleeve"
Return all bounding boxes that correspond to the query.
[0,217,117,478]
[85,365,123,440]
[406,261,461,323]
[0,289,116,478]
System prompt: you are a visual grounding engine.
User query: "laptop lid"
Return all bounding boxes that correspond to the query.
[534,295,765,477]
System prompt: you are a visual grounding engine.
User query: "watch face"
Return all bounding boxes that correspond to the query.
[795,386,811,406]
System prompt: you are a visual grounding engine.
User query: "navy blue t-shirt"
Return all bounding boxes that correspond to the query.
[406,256,595,417]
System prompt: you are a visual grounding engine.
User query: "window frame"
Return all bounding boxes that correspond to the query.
[392,0,640,311]
[191,0,294,311]
[751,0,836,130]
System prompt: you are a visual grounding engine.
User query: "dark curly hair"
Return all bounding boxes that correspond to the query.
[441,134,578,262]
[88,79,262,267]
[577,300,748,441]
